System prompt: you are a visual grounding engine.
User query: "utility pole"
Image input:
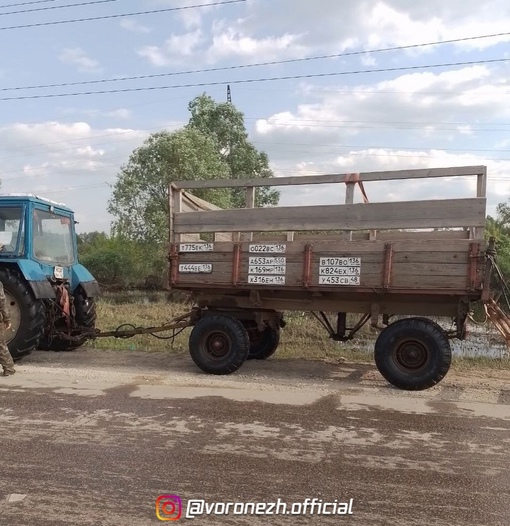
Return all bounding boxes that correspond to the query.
[226,85,232,103]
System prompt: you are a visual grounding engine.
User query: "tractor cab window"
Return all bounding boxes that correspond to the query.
[32,209,76,265]
[0,207,23,254]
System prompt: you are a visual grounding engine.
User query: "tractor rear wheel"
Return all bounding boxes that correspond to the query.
[0,267,45,361]
[39,289,97,352]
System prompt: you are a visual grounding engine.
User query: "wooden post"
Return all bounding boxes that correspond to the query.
[172,185,182,244]
[475,168,487,240]
[167,183,182,290]
[345,181,355,241]
[168,183,175,245]
[244,186,255,242]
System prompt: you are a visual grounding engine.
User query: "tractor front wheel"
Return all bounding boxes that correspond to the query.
[0,267,45,361]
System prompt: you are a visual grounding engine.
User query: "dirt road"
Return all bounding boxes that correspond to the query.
[0,349,509,525]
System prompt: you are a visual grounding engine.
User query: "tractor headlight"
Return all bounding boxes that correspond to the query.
[54,266,64,279]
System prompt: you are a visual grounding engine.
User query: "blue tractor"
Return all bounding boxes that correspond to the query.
[0,194,100,360]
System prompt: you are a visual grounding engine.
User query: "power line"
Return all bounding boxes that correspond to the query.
[252,141,510,154]
[1,56,508,101]
[42,182,110,194]
[3,30,510,92]
[0,118,508,162]
[0,0,58,9]
[0,0,59,8]
[0,0,245,31]
[0,0,120,16]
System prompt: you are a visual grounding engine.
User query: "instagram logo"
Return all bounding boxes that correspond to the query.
[156,495,182,521]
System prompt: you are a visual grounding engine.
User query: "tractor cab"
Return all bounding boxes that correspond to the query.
[0,194,76,278]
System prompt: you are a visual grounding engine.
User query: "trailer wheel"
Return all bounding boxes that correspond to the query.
[0,267,45,361]
[244,322,280,360]
[374,317,451,391]
[189,314,250,375]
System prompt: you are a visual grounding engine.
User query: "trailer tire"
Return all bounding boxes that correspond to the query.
[244,322,280,360]
[374,317,451,391]
[0,267,45,361]
[189,314,250,375]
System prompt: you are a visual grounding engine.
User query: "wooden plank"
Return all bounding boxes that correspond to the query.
[251,230,471,242]
[173,165,486,189]
[393,252,469,264]
[368,230,471,240]
[391,274,472,289]
[392,262,469,276]
[181,191,224,212]
[189,239,483,253]
[174,198,486,234]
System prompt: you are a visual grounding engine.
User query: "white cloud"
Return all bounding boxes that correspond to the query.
[119,19,152,34]
[206,29,308,62]
[57,108,132,120]
[136,0,510,70]
[236,0,510,56]
[58,48,102,73]
[138,30,204,66]
[0,122,149,232]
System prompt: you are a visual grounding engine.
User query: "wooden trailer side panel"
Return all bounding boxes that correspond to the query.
[168,166,489,304]
[170,239,486,293]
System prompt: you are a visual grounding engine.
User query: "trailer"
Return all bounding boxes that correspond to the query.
[162,165,504,391]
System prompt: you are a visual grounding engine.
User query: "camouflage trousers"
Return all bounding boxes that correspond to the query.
[0,339,14,373]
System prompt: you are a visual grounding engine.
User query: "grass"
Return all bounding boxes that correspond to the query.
[89,294,510,370]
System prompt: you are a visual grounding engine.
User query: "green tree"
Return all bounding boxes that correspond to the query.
[187,93,280,208]
[107,128,231,244]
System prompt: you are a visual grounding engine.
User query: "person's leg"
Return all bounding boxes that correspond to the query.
[0,341,15,375]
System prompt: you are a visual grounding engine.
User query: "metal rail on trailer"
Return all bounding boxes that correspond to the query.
[164,165,498,391]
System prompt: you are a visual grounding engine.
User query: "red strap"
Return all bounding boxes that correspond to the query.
[344,173,369,203]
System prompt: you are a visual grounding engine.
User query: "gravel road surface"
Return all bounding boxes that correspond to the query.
[0,349,509,525]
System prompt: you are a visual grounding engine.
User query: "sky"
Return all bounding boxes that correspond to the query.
[1,0,510,233]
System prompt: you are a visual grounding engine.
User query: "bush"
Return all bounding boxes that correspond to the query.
[78,232,166,289]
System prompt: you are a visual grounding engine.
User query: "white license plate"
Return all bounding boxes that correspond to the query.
[179,243,214,252]
[249,244,286,254]
[319,266,360,276]
[319,257,361,267]
[178,263,213,274]
[318,275,360,285]
[248,275,286,285]
[248,266,286,275]
[249,257,286,266]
